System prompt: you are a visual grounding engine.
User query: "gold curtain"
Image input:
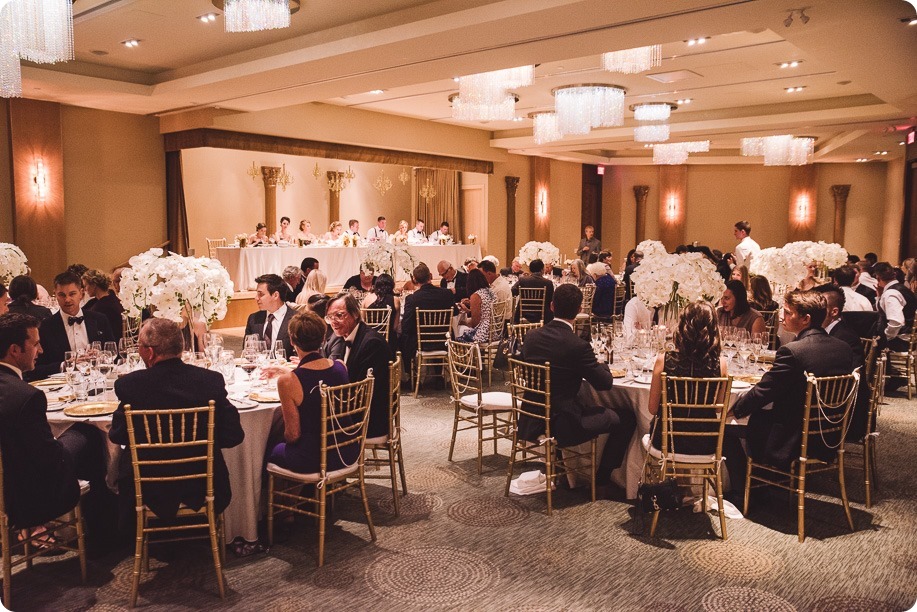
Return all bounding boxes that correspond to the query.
[412,168,462,240]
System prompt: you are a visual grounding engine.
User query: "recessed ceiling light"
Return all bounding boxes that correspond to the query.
[452,77,459,82]
[874,150,888,155]
[685,37,709,46]
[121,39,140,48]
[368,89,385,95]
[676,98,692,104]
[856,158,869,162]
[785,86,805,93]
[643,144,655,148]
[198,13,217,23]
[900,141,906,146]
[512,116,523,122]
[777,60,802,68]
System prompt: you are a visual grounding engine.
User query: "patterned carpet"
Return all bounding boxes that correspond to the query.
[8,378,917,611]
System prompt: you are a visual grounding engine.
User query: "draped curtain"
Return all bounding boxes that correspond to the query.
[166,150,190,255]
[412,168,461,240]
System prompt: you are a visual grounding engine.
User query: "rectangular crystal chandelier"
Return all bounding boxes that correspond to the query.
[653,141,709,164]
[452,65,532,121]
[553,84,626,136]
[224,0,291,32]
[740,135,815,165]
[634,124,670,142]
[1,0,74,98]
[602,45,662,74]
[530,111,563,144]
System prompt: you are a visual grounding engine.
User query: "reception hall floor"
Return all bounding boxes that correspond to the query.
[9,372,917,611]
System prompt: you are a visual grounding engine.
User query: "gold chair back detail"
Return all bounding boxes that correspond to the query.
[413,309,453,397]
[884,330,917,399]
[361,307,392,342]
[517,287,546,323]
[364,353,408,515]
[205,237,226,258]
[581,284,596,316]
[758,309,780,351]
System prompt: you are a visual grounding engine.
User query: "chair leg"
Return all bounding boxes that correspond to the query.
[590,439,597,503]
[743,458,753,516]
[715,470,728,540]
[3,521,12,609]
[130,510,144,608]
[448,404,460,463]
[359,467,377,543]
[797,464,807,543]
[477,411,484,475]
[23,536,31,569]
[317,486,327,567]
[545,442,554,517]
[397,443,408,495]
[74,503,87,582]
[267,475,275,546]
[864,439,872,508]
[492,413,498,456]
[505,439,518,497]
[649,510,661,537]
[414,356,422,398]
[838,450,855,532]
[388,447,400,517]
[207,505,226,600]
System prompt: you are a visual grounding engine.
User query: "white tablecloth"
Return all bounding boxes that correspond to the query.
[216,244,482,291]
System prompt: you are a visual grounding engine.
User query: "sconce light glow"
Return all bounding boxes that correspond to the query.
[666,193,678,222]
[33,159,49,201]
[538,190,547,216]
[795,193,810,223]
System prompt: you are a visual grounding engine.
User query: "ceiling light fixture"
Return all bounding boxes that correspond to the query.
[741,135,814,165]
[856,158,869,162]
[368,89,385,95]
[449,92,519,122]
[121,38,140,48]
[601,44,662,74]
[0,0,75,98]
[785,8,811,27]
[685,37,709,46]
[552,84,627,136]
[529,111,563,145]
[453,65,532,120]
[778,60,802,68]
[634,124,670,143]
[785,86,806,93]
[198,13,218,22]
[874,150,888,155]
[676,98,692,105]
[218,0,299,33]
[653,141,709,165]
[632,102,674,122]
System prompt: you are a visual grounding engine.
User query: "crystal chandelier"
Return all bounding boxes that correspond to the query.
[452,65,531,121]
[634,124,670,143]
[602,45,662,74]
[419,177,436,204]
[529,111,563,145]
[449,92,518,122]
[223,0,290,33]
[633,103,672,122]
[374,169,392,197]
[740,135,814,166]
[652,141,709,164]
[552,84,627,136]
[0,0,74,98]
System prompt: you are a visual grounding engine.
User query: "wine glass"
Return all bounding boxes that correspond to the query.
[126,352,142,371]
[273,340,285,361]
[240,348,258,383]
[736,338,752,374]
[244,334,261,350]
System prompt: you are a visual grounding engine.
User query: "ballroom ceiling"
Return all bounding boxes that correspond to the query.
[20,0,917,164]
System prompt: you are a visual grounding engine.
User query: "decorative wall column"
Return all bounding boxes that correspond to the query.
[260,166,282,235]
[831,184,851,244]
[505,176,519,257]
[531,157,550,243]
[327,171,342,223]
[788,165,817,242]
[658,166,687,250]
[633,185,649,245]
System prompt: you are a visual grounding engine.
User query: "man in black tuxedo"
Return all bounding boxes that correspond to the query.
[110,318,244,522]
[244,273,295,359]
[728,290,855,493]
[282,265,305,302]
[511,258,554,323]
[30,271,115,380]
[400,263,456,361]
[437,260,468,303]
[300,257,319,280]
[323,293,391,438]
[517,285,636,491]
[0,314,107,533]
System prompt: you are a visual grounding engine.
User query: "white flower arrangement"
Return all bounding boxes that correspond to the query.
[631,241,725,309]
[0,243,29,285]
[518,241,561,266]
[234,233,248,247]
[635,239,669,260]
[118,248,234,327]
[438,235,454,245]
[783,240,848,270]
[467,234,477,245]
[749,246,808,289]
[361,242,417,278]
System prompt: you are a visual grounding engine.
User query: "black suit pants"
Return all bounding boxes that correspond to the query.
[557,406,636,481]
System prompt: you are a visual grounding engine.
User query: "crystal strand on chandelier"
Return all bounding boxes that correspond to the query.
[633,103,671,122]
[458,65,532,106]
[224,0,290,33]
[531,112,562,144]
[11,0,74,64]
[634,124,669,143]
[451,93,516,122]
[554,85,626,135]
[0,5,22,98]
[602,45,662,74]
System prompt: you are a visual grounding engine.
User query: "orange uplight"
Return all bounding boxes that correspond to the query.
[665,192,679,222]
[794,192,810,224]
[33,158,49,201]
[538,188,548,216]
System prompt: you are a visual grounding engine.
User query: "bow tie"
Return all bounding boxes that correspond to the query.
[344,340,353,348]
[68,316,84,326]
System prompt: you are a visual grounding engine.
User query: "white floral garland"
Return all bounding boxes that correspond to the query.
[0,243,29,285]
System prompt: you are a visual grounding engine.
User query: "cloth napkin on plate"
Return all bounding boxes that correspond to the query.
[509,470,555,496]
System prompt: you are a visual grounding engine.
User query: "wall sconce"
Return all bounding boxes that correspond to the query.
[666,193,678,222]
[33,158,49,201]
[538,189,547,216]
[795,193,810,224]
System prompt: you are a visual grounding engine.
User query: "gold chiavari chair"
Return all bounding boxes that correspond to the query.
[123,401,224,607]
[504,359,597,516]
[758,309,780,351]
[641,374,733,539]
[267,376,376,566]
[447,341,513,474]
[516,287,546,324]
[884,331,917,399]
[205,238,226,258]
[364,354,407,515]
[413,309,453,398]
[846,352,885,508]
[581,284,596,316]
[743,371,860,542]
[613,282,626,316]
[506,321,542,359]
[1,444,88,609]
[361,307,392,342]
[480,298,511,386]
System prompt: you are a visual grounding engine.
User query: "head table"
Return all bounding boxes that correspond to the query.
[216,243,483,291]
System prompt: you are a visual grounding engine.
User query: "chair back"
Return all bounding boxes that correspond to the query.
[865,355,885,433]
[843,310,879,340]
[862,337,879,382]
[508,358,552,437]
[507,321,542,356]
[122,314,141,350]
[517,287,546,323]
[758,309,779,350]
[799,371,860,459]
[447,341,484,403]
[416,309,452,352]
[318,376,375,474]
[388,353,403,436]
[658,374,732,459]
[581,284,596,316]
[492,298,512,330]
[613,283,626,315]
[361,307,392,342]
[205,238,226,258]
[123,402,216,513]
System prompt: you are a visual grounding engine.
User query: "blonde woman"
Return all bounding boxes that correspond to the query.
[323,221,343,243]
[296,269,328,306]
[390,219,409,244]
[297,220,317,243]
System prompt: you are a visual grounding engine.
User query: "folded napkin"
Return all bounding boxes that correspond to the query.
[693,495,744,519]
[509,470,555,496]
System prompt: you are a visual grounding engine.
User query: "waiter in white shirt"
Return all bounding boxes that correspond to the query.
[733,220,761,269]
[367,216,389,242]
[408,219,427,244]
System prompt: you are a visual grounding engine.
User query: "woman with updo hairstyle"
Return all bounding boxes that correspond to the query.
[267,310,357,473]
[361,273,401,348]
[717,279,765,336]
[6,275,52,320]
[297,220,317,243]
[323,221,344,243]
[647,300,728,455]
[82,269,125,339]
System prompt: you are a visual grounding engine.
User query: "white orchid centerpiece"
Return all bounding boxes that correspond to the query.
[0,243,29,285]
[518,241,561,266]
[749,246,808,289]
[631,240,725,315]
[361,242,416,278]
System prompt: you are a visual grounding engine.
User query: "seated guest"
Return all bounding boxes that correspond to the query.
[297,219,317,243]
[437,260,468,302]
[7,275,53,321]
[299,257,319,280]
[598,251,613,274]
[82,269,124,340]
[268,311,356,472]
[874,261,917,351]
[852,261,878,306]
[0,284,7,315]
[306,294,334,346]
[728,290,855,494]
[343,268,377,294]
[429,221,451,243]
[361,273,401,349]
[623,250,643,301]
[67,264,90,309]
[367,216,388,242]
[717,280,765,336]
[647,301,728,455]
[248,222,271,246]
[282,265,305,301]
[833,264,874,312]
[510,258,524,277]
[244,274,295,358]
[716,252,734,283]
[345,219,361,239]
[463,258,478,273]
[749,275,779,312]
[400,263,455,367]
[273,216,293,243]
[544,261,563,278]
[478,259,512,323]
[390,220,410,244]
[518,285,636,494]
[0,314,107,538]
[110,318,244,519]
[588,262,616,319]
[323,293,391,438]
[111,267,125,294]
[730,265,751,292]
[798,262,819,291]
[456,269,495,343]
[323,221,344,244]
[622,296,653,340]
[857,260,878,290]
[31,271,115,380]
[512,259,554,323]
[407,219,427,244]
[296,269,327,307]
[814,285,864,364]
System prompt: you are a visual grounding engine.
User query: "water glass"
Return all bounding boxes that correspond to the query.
[273,340,285,359]
[67,371,88,401]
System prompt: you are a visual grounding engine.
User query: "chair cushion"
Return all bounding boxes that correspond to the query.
[419,350,448,356]
[641,433,718,465]
[365,434,390,445]
[460,391,513,411]
[266,461,361,483]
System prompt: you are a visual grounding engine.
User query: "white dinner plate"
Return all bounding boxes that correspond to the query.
[731,380,752,390]
[231,398,259,410]
[633,375,653,385]
[46,402,66,412]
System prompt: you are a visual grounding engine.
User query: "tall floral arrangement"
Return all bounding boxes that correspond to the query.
[782,240,848,270]
[749,246,807,289]
[361,242,416,278]
[118,248,234,327]
[631,240,725,317]
[518,241,561,266]
[0,243,29,285]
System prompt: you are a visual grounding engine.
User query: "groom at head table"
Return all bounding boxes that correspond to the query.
[408,219,426,244]
[243,274,295,359]
[28,271,115,381]
[429,221,451,242]
[345,219,361,238]
[367,216,389,242]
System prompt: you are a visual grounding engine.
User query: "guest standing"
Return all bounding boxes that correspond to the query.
[732,220,760,269]
[576,225,601,262]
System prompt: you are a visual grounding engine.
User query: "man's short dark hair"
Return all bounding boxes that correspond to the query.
[847,254,860,264]
[416,218,424,225]
[499,267,512,277]
[552,284,583,319]
[412,263,432,285]
[255,274,285,297]
[529,259,545,274]
[813,283,845,311]
[833,265,857,287]
[0,313,39,360]
[301,257,319,272]
[377,216,385,222]
[785,289,827,328]
[440,221,449,228]
[348,219,359,229]
[54,271,82,288]
[873,262,897,282]
[735,221,751,235]
[477,260,496,274]
[864,252,878,265]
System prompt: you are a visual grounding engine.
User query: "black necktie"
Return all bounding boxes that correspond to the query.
[68,316,84,326]
[264,314,274,344]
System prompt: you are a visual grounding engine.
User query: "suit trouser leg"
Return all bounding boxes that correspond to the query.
[579,407,637,481]
[59,423,117,549]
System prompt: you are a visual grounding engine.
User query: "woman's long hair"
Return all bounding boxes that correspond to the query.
[750,275,774,309]
[675,301,721,369]
[724,279,751,317]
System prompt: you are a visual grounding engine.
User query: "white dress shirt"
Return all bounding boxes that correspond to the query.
[342,325,359,363]
[367,226,388,241]
[490,276,513,321]
[824,319,840,335]
[841,286,873,312]
[61,308,89,351]
[878,280,906,340]
[263,304,288,347]
[429,230,451,243]
[407,229,427,244]
[858,271,878,291]
[734,236,761,269]
[623,297,652,340]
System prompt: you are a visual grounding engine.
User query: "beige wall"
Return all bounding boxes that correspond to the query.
[549,160,583,262]
[0,100,12,244]
[602,166,659,269]
[816,163,888,259]
[61,106,166,271]
[494,154,532,267]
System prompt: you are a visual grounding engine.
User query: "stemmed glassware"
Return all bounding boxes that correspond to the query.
[240,347,259,383]
[721,327,737,371]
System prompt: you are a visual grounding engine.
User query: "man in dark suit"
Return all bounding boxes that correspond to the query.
[400,263,456,361]
[728,289,855,494]
[518,285,636,491]
[0,314,107,534]
[244,273,295,359]
[282,265,305,301]
[300,257,319,280]
[323,293,391,438]
[110,318,244,522]
[511,258,554,323]
[437,260,468,303]
[853,262,878,306]
[30,271,115,380]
